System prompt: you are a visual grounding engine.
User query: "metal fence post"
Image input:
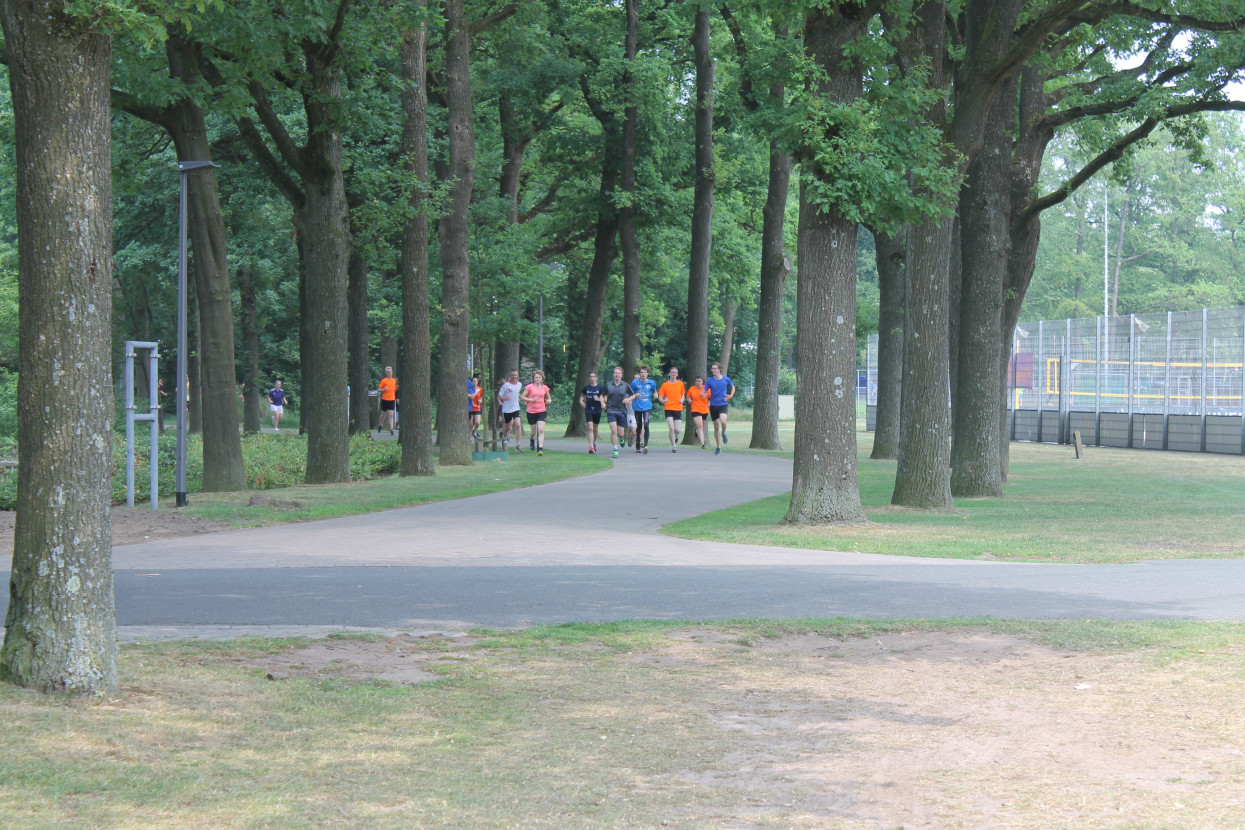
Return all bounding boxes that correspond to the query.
[1095,315,1103,446]
[1201,307,1209,452]
[1037,321,1045,442]
[1127,314,1136,448]
[1163,311,1172,450]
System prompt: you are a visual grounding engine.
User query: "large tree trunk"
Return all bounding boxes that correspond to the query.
[565,150,621,438]
[347,251,370,435]
[399,9,436,476]
[436,0,474,467]
[296,39,352,483]
[869,227,905,459]
[784,6,868,526]
[950,77,1017,498]
[238,264,264,434]
[620,0,642,381]
[165,33,245,490]
[0,0,118,694]
[685,3,714,400]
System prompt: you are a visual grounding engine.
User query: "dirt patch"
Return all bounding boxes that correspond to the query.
[0,506,234,552]
[220,627,1245,828]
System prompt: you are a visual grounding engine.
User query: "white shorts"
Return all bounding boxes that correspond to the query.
[627,413,636,428]
[270,404,283,413]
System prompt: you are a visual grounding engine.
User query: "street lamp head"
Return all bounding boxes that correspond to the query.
[177,161,220,172]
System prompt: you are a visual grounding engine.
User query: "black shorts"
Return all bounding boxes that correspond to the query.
[691,411,708,422]
[585,411,601,425]
[381,399,396,411]
[664,410,682,421]
[526,412,547,425]
[503,410,521,423]
[710,405,729,421]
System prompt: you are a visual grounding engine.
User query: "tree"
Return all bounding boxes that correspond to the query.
[0,0,118,694]
[684,3,714,404]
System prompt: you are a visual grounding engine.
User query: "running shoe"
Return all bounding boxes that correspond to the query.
[714,447,721,455]
[722,432,727,444]
[671,447,677,453]
[538,450,543,456]
[530,438,535,451]
[700,443,706,449]
[612,448,619,458]
[642,445,648,454]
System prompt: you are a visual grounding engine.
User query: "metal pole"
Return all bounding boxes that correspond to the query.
[1127,314,1136,448]
[1201,307,1209,452]
[1095,316,1102,446]
[1163,311,1172,450]
[175,161,218,507]
[148,347,159,508]
[125,346,136,507]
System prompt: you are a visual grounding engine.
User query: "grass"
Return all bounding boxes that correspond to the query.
[1,620,1242,829]
[664,422,1245,564]
[178,448,610,527]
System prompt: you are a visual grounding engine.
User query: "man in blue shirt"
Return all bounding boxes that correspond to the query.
[579,371,605,454]
[705,362,735,455]
[629,366,658,454]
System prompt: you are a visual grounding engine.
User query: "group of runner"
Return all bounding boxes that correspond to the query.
[578,362,735,458]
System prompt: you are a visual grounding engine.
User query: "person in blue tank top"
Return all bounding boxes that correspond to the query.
[705,361,735,455]
[629,366,658,454]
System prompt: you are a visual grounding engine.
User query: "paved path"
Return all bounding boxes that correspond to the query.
[4,438,1244,638]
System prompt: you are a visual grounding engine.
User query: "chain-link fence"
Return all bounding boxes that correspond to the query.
[864,305,1245,455]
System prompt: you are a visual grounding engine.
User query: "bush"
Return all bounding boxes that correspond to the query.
[0,431,404,510]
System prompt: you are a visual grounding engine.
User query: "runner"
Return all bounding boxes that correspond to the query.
[706,361,735,455]
[469,372,483,441]
[687,375,711,449]
[497,369,524,452]
[521,370,553,456]
[579,371,605,454]
[267,380,287,432]
[657,366,687,453]
[629,366,658,454]
[377,366,398,436]
[602,366,634,458]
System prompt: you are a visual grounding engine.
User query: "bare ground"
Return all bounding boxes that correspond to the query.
[217,628,1245,829]
[0,506,241,552]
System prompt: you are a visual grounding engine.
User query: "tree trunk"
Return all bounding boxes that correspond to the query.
[436,0,474,467]
[620,0,642,381]
[165,33,245,490]
[238,264,263,435]
[0,0,118,694]
[685,3,714,401]
[348,250,370,435]
[399,9,436,476]
[296,39,352,483]
[950,77,1017,498]
[565,150,621,439]
[784,6,868,526]
[870,227,905,459]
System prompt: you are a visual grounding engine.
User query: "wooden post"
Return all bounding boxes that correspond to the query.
[1072,430,1084,459]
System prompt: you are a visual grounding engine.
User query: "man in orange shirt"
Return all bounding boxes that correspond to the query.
[377,365,398,436]
[687,375,711,449]
[657,366,687,453]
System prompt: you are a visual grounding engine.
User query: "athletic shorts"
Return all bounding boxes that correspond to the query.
[607,411,627,426]
[270,404,283,413]
[503,410,521,423]
[470,408,480,416]
[710,405,729,421]
[690,411,707,422]
[627,413,637,428]
[381,399,396,411]
[585,411,601,425]
[664,410,682,421]
[526,412,547,425]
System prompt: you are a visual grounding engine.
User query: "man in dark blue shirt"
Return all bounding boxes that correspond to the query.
[579,371,605,454]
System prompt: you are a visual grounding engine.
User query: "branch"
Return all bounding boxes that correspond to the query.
[470,1,522,36]
[111,88,172,127]
[246,79,308,177]
[536,227,595,261]
[1021,99,1245,222]
[719,5,758,112]
[1068,2,1245,32]
[1037,61,1194,131]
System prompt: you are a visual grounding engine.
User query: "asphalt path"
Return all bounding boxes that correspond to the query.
[4,437,1244,638]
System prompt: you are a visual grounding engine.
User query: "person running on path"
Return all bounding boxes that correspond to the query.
[705,361,735,455]
[521,370,552,455]
[602,366,634,458]
[267,380,287,432]
[469,372,483,441]
[579,371,605,454]
[377,366,398,435]
[657,366,687,453]
[630,366,658,454]
[498,369,524,452]
[687,375,711,449]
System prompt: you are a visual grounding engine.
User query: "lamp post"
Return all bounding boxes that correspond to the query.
[176,160,219,507]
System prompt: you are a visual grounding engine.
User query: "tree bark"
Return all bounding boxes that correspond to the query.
[718,299,737,374]
[436,0,474,467]
[164,33,246,489]
[399,9,436,476]
[869,227,905,459]
[950,76,1017,498]
[347,250,370,435]
[0,0,118,694]
[620,0,642,381]
[238,264,264,435]
[749,143,793,450]
[784,6,869,526]
[685,3,714,400]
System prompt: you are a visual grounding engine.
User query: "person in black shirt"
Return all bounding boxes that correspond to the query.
[579,371,606,454]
